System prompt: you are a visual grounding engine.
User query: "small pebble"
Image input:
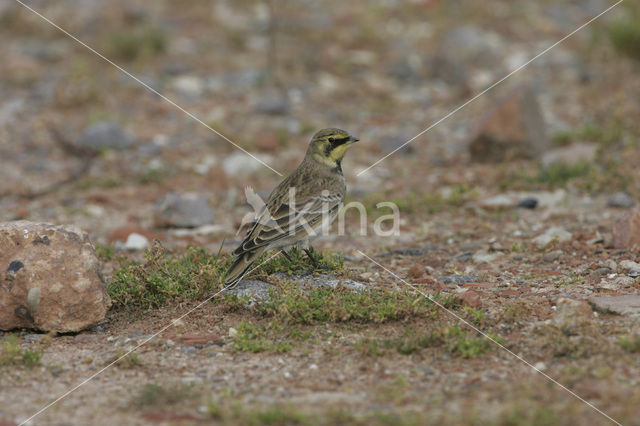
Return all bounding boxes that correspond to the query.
[542,250,563,262]
[517,198,538,209]
[607,192,634,208]
[181,346,197,354]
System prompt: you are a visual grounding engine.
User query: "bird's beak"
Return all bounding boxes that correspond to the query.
[349,136,359,144]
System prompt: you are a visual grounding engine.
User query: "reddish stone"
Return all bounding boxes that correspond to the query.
[612,209,640,249]
[167,333,223,346]
[469,85,549,163]
[501,289,519,297]
[461,290,483,308]
[407,264,424,279]
[434,281,450,291]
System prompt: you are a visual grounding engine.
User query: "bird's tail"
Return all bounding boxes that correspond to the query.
[224,247,267,289]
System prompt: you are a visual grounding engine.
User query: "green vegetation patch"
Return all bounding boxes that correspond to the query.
[108,244,228,309]
[106,25,167,61]
[0,335,42,368]
[130,382,200,408]
[233,321,294,353]
[619,333,640,353]
[609,11,640,61]
[262,284,457,325]
[260,246,345,276]
[355,325,496,359]
[107,244,349,310]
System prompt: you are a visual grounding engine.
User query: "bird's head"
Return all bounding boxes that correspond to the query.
[306,128,359,169]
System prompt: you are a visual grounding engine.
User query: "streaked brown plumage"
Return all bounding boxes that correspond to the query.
[224,128,358,288]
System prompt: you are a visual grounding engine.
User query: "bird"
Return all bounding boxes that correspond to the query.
[224,128,359,288]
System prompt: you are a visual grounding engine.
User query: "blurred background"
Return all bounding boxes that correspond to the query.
[0,0,638,253]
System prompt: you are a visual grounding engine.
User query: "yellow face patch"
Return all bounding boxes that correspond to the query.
[329,144,349,162]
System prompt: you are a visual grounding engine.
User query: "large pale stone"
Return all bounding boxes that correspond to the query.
[469,85,549,163]
[0,221,110,332]
[612,209,640,249]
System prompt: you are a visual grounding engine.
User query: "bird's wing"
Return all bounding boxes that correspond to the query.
[232,190,343,256]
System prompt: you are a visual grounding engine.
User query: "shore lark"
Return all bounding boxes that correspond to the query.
[224,128,359,288]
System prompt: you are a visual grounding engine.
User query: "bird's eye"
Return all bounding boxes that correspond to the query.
[328,137,335,143]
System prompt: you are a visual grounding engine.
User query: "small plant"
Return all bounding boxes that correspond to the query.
[108,243,228,309]
[0,335,42,368]
[0,335,22,366]
[107,349,143,369]
[233,321,293,353]
[107,26,167,61]
[534,162,594,186]
[619,334,640,353]
[354,338,383,356]
[130,382,199,407]
[95,244,115,262]
[443,325,493,359]
[609,13,640,61]
[263,283,456,325]
[21,348,42,367]
[261,247,345,276]
[463,306,487,325]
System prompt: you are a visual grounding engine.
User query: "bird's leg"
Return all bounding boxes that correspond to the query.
[280,249,293,263]
[304,248,329,271]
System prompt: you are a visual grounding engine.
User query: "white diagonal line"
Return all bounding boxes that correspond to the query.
[19,251,282,425]
[357,250,621,425]
[357,0,625,176]
[14,0,283,177]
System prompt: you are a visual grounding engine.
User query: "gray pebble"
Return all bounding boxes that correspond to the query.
[181,346,197,354]
[628,269,640,278]
[607,192,634,208]
[156,192,214,228]
[78,120,133,151]
[437,274,479,285]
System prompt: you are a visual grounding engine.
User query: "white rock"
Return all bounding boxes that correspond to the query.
[222,152,269,177]
[124,233,150,251]
[600,276,635,290]
[533,362,547,371]
[620,260,640,272]
[532,226,572,247]
[228,327,238,337]
[171,75,205,97]
[472,250,502,263]
[478,194,513,210]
